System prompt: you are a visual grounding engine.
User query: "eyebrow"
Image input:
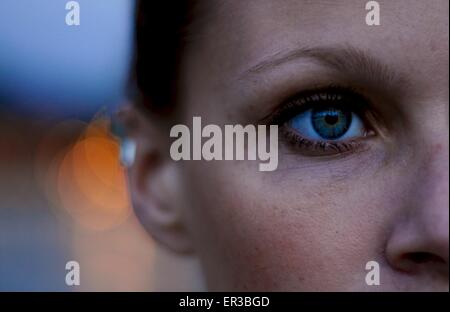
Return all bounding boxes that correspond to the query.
[240,45,407,93]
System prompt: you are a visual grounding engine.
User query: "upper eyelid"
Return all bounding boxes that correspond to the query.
[261,86,370,125]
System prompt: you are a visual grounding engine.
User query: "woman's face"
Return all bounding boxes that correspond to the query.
[146,0,449,290]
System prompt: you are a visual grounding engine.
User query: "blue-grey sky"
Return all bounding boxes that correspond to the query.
[0,0,134,118]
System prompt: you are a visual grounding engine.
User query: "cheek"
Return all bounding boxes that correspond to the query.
[181,158,397,291]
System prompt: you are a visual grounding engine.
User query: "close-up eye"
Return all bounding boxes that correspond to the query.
[272,87,376,156]
[287,106,365,141]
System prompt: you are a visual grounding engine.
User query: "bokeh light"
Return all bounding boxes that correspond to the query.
[56,118,132,231]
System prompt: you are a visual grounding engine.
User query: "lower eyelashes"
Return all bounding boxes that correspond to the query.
[280,126,368,156]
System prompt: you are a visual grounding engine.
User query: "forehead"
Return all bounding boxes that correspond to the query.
[187,0,447,76]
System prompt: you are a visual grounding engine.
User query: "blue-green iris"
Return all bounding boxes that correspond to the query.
[311,107,352,140]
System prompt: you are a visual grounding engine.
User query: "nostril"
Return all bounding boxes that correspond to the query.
[405,252,446,265]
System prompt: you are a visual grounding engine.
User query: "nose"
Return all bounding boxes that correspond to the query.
[386,143,449,278]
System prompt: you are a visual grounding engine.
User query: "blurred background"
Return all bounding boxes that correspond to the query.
[0,0,190,291]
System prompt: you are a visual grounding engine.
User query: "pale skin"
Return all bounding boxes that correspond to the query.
[124,0,449,291]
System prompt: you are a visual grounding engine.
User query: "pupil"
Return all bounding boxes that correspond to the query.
[324,114,339,125]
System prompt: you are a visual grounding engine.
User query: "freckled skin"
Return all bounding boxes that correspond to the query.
[136,0,449,291]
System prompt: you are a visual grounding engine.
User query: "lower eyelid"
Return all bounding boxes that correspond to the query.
[280,124,372,157]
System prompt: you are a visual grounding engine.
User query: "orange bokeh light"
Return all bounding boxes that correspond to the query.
[57,118,132,231]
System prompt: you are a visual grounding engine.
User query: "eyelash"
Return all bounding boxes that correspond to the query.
[266,86,376,156]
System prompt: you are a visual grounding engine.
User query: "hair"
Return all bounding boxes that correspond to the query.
[132,1,197,113]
